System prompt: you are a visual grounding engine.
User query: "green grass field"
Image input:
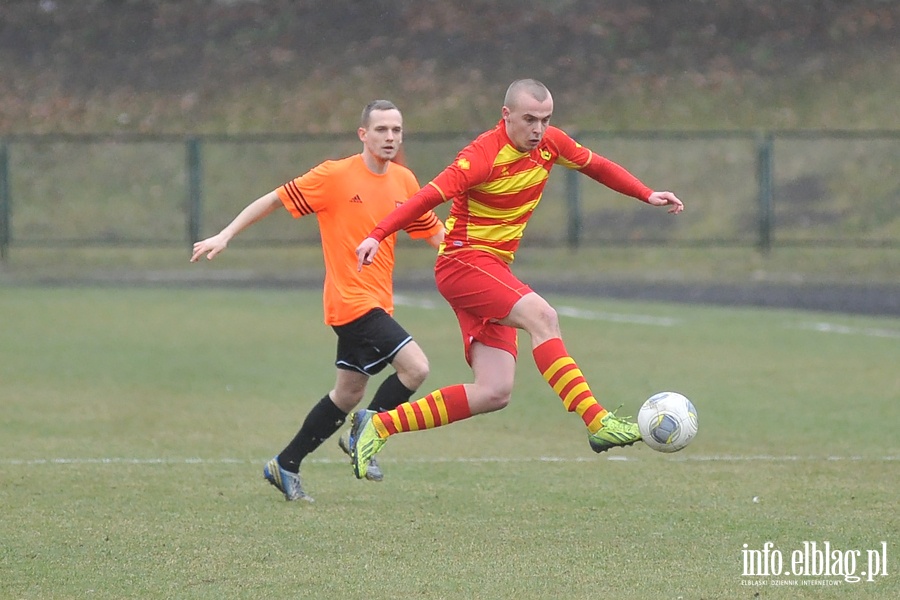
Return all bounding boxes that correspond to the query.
[2,286,898,599]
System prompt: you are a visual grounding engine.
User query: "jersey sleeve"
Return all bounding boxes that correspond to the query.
[403,209,443,239]
[275,161,333,217]
[428,143,494,204]
[394,168,443,239]
[369,148,488,242]
[370,185,444,242]
[550,129,653,202]
[403,210,444,240]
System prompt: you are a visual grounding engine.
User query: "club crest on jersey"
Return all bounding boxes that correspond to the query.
[540,149,552,161]
[457,158,470,170]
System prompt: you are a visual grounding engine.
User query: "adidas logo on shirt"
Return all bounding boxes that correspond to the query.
[350,195,363,203]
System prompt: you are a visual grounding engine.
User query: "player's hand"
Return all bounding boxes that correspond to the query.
[356,237,380,271]
[190,234,228,262]
[647,191,684,214]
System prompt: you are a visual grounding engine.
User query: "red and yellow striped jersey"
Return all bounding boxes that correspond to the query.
[428,120,653,263]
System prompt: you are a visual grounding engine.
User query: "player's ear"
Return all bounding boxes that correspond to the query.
[357,127,367,142]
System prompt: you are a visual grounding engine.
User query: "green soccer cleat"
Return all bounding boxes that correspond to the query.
[588,407,642,453]
[338,432,384,482]
[348,410,387,480]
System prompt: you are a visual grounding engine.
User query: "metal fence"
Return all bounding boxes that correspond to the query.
[1,130,898,262]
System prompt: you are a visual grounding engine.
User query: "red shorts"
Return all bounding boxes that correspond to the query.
[434,251,533,364]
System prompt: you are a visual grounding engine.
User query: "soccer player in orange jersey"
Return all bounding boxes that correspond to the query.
[348,80,684,479]
[191,100,444,501]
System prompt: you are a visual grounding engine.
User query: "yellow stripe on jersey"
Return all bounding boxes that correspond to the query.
[556,149,593,170]
[476,164,549,196]
[494,145,528,166]
[465,222,525,243]
[437,215,456,254]
[467,196,540,221]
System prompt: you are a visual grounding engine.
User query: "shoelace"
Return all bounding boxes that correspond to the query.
[607,404,636,424]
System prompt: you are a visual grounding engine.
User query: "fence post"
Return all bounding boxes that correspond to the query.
[756,133,774,253]
[186,137,202,248]
[0,142,9,263]
[565,164,582,249]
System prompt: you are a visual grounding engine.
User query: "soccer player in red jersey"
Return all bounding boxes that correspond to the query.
[348,79,683,479]
[191,100,444,500]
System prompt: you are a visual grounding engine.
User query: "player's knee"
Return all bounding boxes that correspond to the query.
[396,356,429,390]
[540,303,560,328]
[486,390,511,411]
[476,380,513,412]
[529,302,560,339]
[331,389,365,412]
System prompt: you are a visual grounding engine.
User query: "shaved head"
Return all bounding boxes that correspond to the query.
[501,79,553,152]
[503,79,551,110]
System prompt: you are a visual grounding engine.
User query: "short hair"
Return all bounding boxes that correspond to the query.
[361,100,399,127]
[504,79,551,109]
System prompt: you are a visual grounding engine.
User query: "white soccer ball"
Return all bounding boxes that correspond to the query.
[637,391,698,453]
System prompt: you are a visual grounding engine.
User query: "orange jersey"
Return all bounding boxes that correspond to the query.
[276,154,443,325]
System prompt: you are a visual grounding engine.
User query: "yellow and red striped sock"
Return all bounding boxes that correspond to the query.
[372,384,472,438]
[533,338,608,434]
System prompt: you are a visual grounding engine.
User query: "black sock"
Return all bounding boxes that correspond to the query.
[277,395,347,472]
[367,372,416,412]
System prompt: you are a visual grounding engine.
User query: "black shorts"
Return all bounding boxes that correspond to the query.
[331,308,413,376]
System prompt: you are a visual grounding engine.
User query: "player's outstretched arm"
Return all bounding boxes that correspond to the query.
[190,191,282,262]
[356,237,381,271]
[646,190,684,214]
